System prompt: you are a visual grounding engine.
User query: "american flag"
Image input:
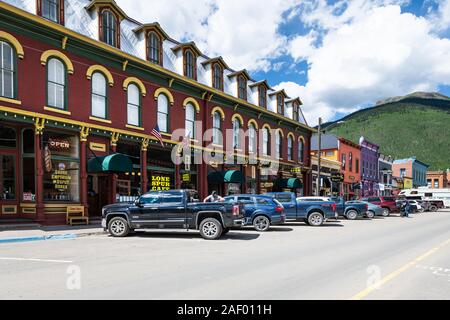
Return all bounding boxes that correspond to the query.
[151,125,164,147]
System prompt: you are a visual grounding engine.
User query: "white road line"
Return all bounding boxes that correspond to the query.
[0,257,74,264]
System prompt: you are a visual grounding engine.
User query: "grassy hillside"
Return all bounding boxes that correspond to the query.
[325,97,450,170]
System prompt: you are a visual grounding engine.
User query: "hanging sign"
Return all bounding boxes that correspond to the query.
[48,138,70,151]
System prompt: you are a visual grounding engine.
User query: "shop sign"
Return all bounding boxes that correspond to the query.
[51,163,72,191]
[182,174,191,182]
[151,175,171,191]
[331,173,345,183]
[260,182,274,188]
[290,167,302,174]
[48,138,70,151]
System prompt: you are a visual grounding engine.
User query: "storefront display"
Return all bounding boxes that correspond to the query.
[0,155,16,200]
[42,132,80,202]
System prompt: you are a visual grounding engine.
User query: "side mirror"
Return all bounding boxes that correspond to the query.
[134,199,142,207]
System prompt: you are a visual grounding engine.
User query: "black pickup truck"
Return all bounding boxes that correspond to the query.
[101,190,245,240]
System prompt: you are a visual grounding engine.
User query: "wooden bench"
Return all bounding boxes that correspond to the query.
[66,206,89,226]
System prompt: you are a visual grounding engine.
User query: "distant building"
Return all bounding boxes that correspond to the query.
[312,134,361,200]
[379,154,395,196]
[392,157,429,188]
[359,137,380,197]
[427,171,449,189]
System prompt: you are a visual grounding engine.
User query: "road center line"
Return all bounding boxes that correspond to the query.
[351,238,450,300]
[0,257,74,264]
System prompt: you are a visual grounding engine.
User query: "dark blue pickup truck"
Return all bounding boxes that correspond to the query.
[266,192,337,226]
[102,190,245,240]
[331,197,369,220]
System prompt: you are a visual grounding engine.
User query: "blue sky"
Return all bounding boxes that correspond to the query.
[118,0,450,123]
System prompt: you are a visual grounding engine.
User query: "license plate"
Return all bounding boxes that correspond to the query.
[101,219,107,228]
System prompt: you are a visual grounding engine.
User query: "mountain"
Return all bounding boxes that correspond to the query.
[323,92,450,170]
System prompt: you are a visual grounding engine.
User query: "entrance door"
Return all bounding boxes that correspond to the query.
[87,175,110,217]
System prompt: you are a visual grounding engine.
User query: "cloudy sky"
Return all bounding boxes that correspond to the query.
[116,0,450,124]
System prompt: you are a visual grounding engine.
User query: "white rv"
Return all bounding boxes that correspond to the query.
[399,188,450,208]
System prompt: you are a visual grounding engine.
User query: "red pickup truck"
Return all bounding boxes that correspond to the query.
[361,196,398,216]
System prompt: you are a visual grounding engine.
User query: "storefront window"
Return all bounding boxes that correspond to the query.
[0,155,15,200]
[0,126,16,148]
[42,132,80,202]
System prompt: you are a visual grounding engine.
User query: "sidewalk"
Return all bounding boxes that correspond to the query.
[0,224,105,244]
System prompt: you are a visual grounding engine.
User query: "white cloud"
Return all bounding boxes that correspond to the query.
[283,3,450,123]
[116,0,300,72]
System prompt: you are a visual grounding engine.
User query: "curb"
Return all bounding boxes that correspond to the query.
[0,233,79,244]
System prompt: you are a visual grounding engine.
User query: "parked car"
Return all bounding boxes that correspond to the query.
[418,200,440,212]
[361,197,397,216]
[224,195,285,232]
[331,197,368,220]
[102,190,245,240]
[266,192,337,226]
[346,200,385,218]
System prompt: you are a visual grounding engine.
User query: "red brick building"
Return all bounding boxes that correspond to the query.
[0,0,314,224]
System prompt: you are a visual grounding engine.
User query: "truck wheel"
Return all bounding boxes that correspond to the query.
[108,217,130,237]
[346,210,358,220]
[382,208,390,217]
[308,212,324,226]
[253,216,270,232]
[430,205,438,212]
[199,218,223,240]
[366,211,375,219]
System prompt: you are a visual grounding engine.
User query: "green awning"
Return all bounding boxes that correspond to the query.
[208,170,244,184]
[277,178,303,189]
[88,154,133,173]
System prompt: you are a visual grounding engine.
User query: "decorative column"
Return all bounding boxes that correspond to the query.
[80,127,90,216]
[34,118,45,222]
[141,138,149,194]
[110,132,120,204]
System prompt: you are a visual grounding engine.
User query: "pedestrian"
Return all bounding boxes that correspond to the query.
[401,201,411,218]
[203,191,225,203]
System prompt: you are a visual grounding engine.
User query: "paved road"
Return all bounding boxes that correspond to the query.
[1,210,450,300]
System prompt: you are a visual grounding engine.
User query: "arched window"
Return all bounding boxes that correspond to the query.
[185,103,195,139]
[276,131,282,159]
[184,49,196,79]
[262,128,270,156]
[298,139,304,163]
[127,84,140,126]
[157,94,169,133]
[277,94,284,115]
[102,10,117,47]
[232,118,241,149]
[248,124,256,153]
[259,86,267,108]
[148,32,161,65]
[213,63,223,91]
[212,112,222,145]
[91,72,107,119]
[47,58,67,110]
[238,75,247,100]
[288,136,294,161]
[0,41,15,99]
[42,0,60,23]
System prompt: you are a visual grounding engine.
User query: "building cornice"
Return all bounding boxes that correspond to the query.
[0,1,315,133]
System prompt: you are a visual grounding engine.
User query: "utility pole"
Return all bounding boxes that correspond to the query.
[317,117,322,196]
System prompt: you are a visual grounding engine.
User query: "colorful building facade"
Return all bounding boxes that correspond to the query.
[359,137,380,197]
[392,157,429,188]
[0,0,313,224]
[426,171,449,189]
[311,134,361,200]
